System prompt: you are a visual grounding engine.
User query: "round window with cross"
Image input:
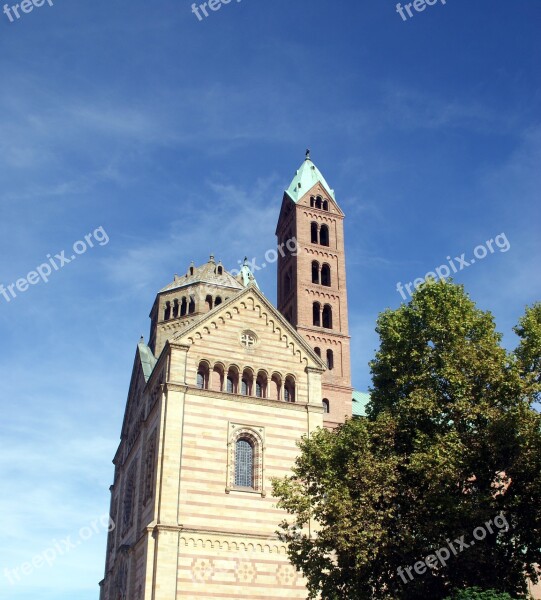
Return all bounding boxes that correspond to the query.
[239,330,258,350]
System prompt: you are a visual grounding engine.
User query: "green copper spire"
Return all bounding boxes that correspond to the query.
[285,149,336,203]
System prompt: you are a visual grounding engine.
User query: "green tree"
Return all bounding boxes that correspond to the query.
[444,588,515,600]
[273,280,541,599]
[514,302,541,403]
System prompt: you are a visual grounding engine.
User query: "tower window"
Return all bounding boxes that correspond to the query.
[217,265,223,275]
[313,302,321,327]
[227,376,234,393]
[215,296,222,306]
[235,438,254,488]
[285,271,292,294]
[321,264,331,286]
[311,222,318,244]
[241,379,248,395]
[320,224,330,247]
[205,295,213,312]
[314,347,321,358]
[327,349,334,370]
[315,196,322,210]
[323,304,333,329]
[173,299,179,318]
[323,200,329,211]
[311,261,320,284]
[181,297,187,316]
[188,296,196,314]
[164,301,171,321]
[322,399,330,414]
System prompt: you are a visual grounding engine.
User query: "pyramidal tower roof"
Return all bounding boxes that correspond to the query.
[285,150,336,203]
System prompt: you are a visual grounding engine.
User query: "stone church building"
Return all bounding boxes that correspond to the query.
[98,153,364,599]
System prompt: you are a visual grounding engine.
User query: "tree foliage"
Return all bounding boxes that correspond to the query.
[273,281,541,599]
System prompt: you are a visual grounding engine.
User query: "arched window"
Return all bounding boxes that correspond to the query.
[173,299,179,318]
[256,372,267,398]
[188,296,195,314]
[164,301,171,321]
[321,264,331,286]
[215,296,222,306]
[322,200,329,211]
[217,265,223,275]
[311,261,320,284]
[241,369,253,396]
[313,302,321,327]
[235,438,254,488]
[196,361,209,389]
[205,295,213,311]
[212,364,224,391]
[310,196,315,207]
[284,376,295,403]
[311,222,318,244]
[326,349,334,370]
[314,347,321,358]
[226,376,234,393]
[271,373,281,400]
[180,297,187,316]
[322,399,330,414]
[315,196,322,209]
[320,224,330,247]
[323,304,333,329]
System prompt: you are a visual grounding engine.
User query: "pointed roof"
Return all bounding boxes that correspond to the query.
[238,257,260,289]
[285,150,336,203]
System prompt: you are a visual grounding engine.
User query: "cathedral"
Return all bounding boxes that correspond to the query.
[99,153,367,599]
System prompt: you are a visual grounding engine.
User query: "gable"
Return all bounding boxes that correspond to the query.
[170,285,326,374]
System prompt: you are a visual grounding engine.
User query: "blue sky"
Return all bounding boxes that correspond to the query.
[0,0,540,598]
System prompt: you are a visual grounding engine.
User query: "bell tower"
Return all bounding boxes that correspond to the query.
[276,151,352,427]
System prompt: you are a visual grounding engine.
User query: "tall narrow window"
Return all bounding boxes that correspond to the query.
[327,349,334,370]
[271,374,281,400]
[320,224,330,247]
[180,297,187,316]
[197,361,209,389]
[188,297,196,314]
[235,438,254,488]
[323,304,333,329]
[322,399,330,414]
[323,200,329,211]
[241,379,248,395]
[311,222,318,244]
[173,299,179,318]
[315,196,322,209]
[314,347,321,358]
[284,376,295,403]
[205,295,213,311]
[256,372,267,398]
[321,264,331,286]
[197,372,205,389]
[285,272,292,294]
[164,301,171,321]
[227,377,234,393]
[312,261,320,284]
[313,302,321,327]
